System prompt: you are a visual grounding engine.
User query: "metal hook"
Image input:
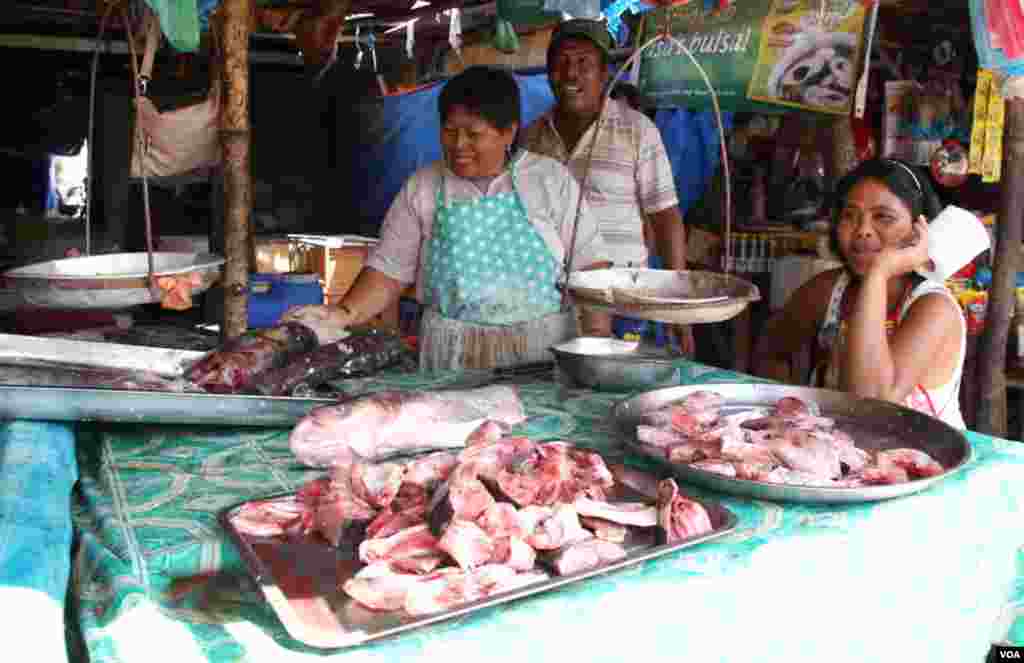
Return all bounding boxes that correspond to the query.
[354,25,364,69]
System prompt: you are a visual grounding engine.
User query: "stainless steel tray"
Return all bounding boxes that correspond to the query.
[0,333,205,377]
[220,490,737,649]
[611,383,973,504]
[0,385,334,426]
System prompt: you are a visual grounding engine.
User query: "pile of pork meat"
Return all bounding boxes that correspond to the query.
[230,385,715,616]
[635,390,945,487]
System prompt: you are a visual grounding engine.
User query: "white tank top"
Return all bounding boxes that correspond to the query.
[815,271,967,430]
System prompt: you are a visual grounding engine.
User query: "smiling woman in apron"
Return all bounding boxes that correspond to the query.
[283,66,609,371]
[751,158,966,429]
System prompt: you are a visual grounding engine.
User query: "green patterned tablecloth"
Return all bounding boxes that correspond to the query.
[69,362,1024,662]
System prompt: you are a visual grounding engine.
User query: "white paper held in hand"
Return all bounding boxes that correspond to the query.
[914,205,991,282]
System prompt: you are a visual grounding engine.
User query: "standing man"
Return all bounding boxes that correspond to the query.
[522,18,694,354]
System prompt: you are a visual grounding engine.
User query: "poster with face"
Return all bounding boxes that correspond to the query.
[746,0,868,115]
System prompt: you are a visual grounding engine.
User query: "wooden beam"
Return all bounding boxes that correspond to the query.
[976,90,1024,436]
[220,0,253,339]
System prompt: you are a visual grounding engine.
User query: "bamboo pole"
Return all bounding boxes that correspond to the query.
[976,90,1024,436]
[220,0,253,339]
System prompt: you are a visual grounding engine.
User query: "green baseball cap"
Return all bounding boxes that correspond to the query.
[547,18,613,64]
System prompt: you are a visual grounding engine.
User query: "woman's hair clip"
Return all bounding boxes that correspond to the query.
[886,158,922,192]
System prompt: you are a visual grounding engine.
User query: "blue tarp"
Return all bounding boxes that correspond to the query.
[347,71,556,234]
[345,71,729,236]
[653,107,733,214]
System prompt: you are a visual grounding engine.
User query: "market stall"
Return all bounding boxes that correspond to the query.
[30,362,1018,662]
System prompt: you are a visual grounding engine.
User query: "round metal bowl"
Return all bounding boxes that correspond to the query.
[550,337,679,392]
[611,383,973,504]
[2,252,224,310]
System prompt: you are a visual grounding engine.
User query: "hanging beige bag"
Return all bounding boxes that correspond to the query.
[129,11,221,180]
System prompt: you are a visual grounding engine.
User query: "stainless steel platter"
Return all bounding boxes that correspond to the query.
[0,385,334,426]
[611,383,973,504]
[0,333,205,377]
[220,490,737,649]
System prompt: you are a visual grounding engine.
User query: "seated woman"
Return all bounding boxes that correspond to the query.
[284,66,609,371]
[751,158,966,429]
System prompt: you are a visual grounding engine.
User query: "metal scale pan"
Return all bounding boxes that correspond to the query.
[2,252,224,309]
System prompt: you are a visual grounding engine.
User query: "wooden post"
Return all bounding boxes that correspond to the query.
[220,0,253,339]
[824,115,858,185]
[976,89,1024,436]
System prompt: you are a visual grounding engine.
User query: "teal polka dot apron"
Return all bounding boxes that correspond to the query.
[419,164,576,371]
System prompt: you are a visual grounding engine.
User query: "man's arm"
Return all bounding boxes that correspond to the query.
[648,206,687,272]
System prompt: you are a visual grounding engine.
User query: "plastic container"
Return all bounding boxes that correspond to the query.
[248,273,323,328]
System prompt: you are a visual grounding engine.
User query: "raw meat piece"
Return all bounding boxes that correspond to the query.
[403,565,548,616]
[607,464,660,500]
[391,554,447,574]
[490,536,537,570]
[677,390,725,413]
[358,524,440,565]
[667,440,719,464]
[515,505,554,537]
[542,538,627,576]
[300,472,377,548]
[229,497,306,538]
[403,452,460,491]
[242,330,405,396]
[733,462,776,481]
[365,503,427,540]
[636,425,690,448]
[774,396,811,417]
[859,464,910,485]
[690,460,738,477]
[656,479,713,543]
[460,436,538,482]
[720,437,778,467]
[466,421,506,447]
[428,462,496,536]
[350,461,406,509]
[875,448,945,478]
[640,408,674,428]
[185,322,319,394]
[477,503,526,539]
[742,414,835,432]
[759,430,841,479]
[671,408,707,435]
[525,504,592,550]
[438,520,495,570]
[341,562,450,611]
[290,385,526,467]
[762,467,843,487]
[579,516,628,543]
[392,451,460,511]
[573,497,657,527]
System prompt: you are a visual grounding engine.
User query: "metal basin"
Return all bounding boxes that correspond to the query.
[550,337,679,392]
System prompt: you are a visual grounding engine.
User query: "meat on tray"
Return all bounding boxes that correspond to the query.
[242,330,406,397]
[230,425,715,616]
[184,322,319,394]
[633,390,946,487]
[288,385,528,467]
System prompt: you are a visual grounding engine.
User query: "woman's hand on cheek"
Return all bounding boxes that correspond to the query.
[874,217,931,278]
